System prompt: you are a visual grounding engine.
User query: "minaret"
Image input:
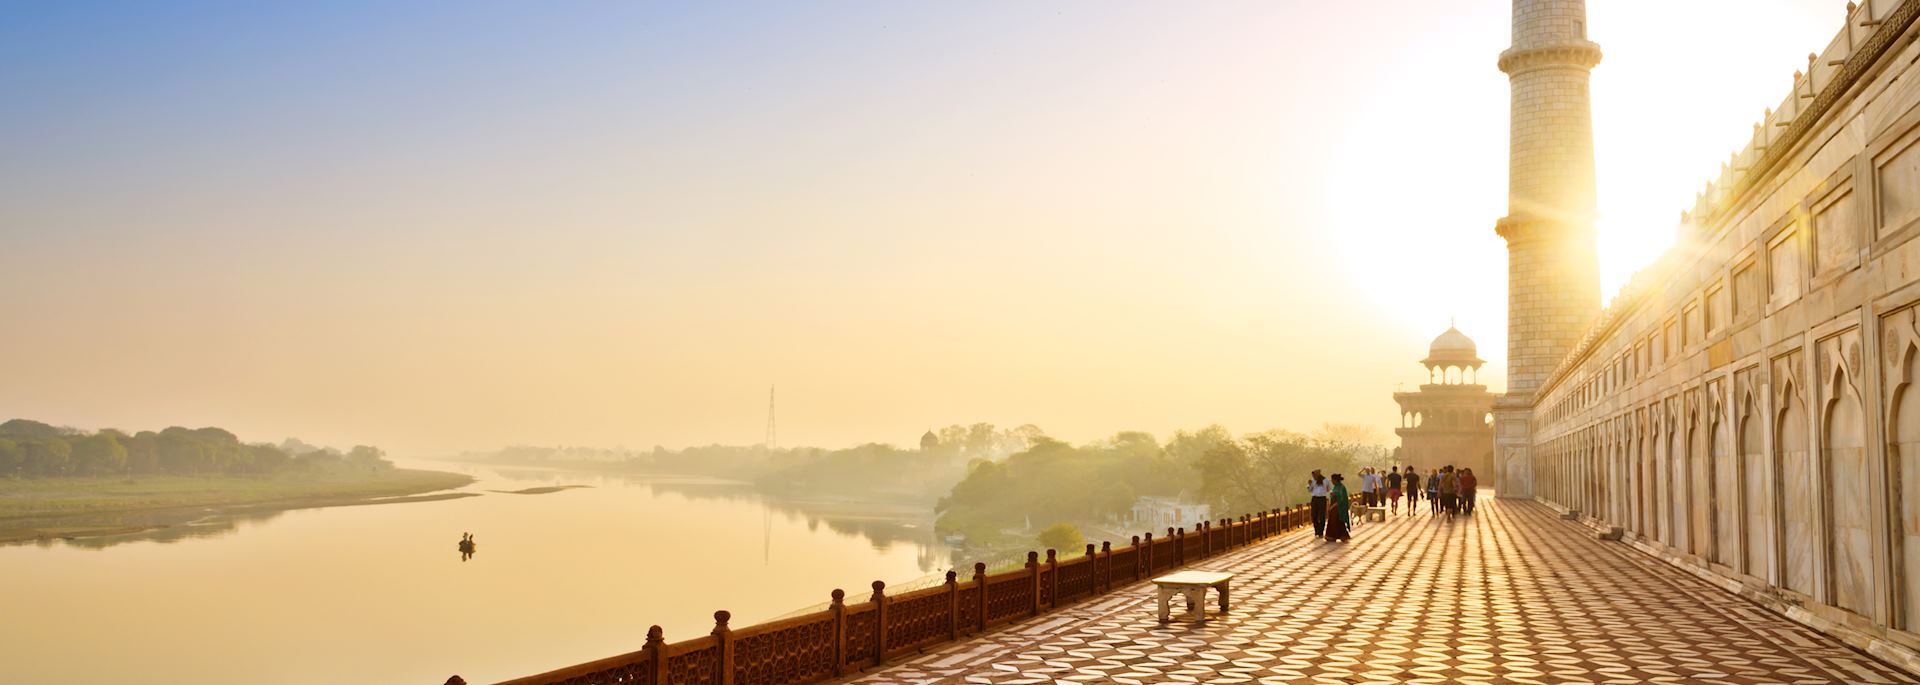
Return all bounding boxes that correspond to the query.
[1492,0,1602,498]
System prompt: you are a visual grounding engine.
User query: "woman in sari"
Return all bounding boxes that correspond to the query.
[1325,473,1352,542]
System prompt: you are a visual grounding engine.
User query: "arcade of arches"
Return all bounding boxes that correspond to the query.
[1522,0,1920,668]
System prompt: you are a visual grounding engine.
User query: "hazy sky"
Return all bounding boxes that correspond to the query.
[0,1,1851,454]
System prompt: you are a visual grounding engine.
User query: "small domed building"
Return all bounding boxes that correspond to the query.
[1393,326,1496,478]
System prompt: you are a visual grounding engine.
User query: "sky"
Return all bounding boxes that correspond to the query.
[0,0,1855,454]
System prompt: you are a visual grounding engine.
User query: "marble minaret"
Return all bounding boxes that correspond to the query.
[1493,0,1602,498]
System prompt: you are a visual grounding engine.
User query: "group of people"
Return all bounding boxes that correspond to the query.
[1307,464,1481,542]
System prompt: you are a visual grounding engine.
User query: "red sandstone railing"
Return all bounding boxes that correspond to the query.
[469,505,1314,685]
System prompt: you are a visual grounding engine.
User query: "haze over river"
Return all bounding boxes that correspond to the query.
[0,459,955,684]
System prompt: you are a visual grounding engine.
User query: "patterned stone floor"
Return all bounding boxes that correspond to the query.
[846,498,1919,684]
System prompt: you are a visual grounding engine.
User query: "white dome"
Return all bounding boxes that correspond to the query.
[1429,327,1476,357]
[1423,326,1484,367]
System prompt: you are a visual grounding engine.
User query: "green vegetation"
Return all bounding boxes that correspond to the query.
[1195,427,1391,514]
[0,418,390,478]
[0,418,474,543]
[936,432,1192,546]
[459,423,1047,503]
[1036,522,1085,552]
[935,424,1391,550]
[0,469,474,519]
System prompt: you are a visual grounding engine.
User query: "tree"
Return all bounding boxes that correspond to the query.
[0,419,65,439]
[124,432,160,474]
[70,433,128,475]
[346,445,390,472]
[1167,425,1233,468]
[962,423,998,460]
[22,439,73,477]
[1037,522,1085,553]
[0,439,22,477]
[1193,430,1385,514]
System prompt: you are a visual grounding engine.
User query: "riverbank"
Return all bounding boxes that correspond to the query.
[0,469,476,544]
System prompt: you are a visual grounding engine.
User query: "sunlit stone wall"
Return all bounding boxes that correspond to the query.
[1527,0,1920,672]
[1496,0,1605,499]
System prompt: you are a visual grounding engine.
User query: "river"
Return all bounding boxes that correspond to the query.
[0,459,957,684]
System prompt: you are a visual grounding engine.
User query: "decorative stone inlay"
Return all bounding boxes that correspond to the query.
[846,498,1918,684]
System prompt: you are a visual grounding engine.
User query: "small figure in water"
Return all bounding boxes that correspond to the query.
[458,532,476,561]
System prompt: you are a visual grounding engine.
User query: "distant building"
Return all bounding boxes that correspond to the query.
[1393,326,1496,477]
[919,430,939,451]
[1129,496,1211,530]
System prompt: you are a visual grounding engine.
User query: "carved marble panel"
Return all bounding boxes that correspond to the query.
[1777,350,1816,596]
[1883,306,1920,629]
[1820,329,1871,615]
[1711,379,1738,566]
[1670,398,1691,553]
[1738,370,1770,580]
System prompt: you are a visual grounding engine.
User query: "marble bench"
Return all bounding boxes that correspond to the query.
[1152,570,1233,623]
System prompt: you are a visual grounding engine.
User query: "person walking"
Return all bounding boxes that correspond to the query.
[1460,468,1479,515]
[1438,466,1460,519]
[1308,470,1331,537]
[1386,466,1403,516]
[1325,474,1352,543]
[1426,469,1441,515]
[1405,467,1422,517]
[1359,468,1377,508]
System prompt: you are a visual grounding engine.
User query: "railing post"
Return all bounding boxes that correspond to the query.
[712,610,734,685]
[870,581,888,667]
[829,589,847,677]
[1083,543,1097,595]
[1141,532,1153,575]
[944,570,959,641]
[1045,549,1060,607]
[973,562,988,633]
[1174,527,1185,566]
[1026,551,1042,617]
[1098,541,1112,592]
[646,625,667,685]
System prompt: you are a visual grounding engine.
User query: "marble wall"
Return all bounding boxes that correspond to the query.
[1526,0,1920,672]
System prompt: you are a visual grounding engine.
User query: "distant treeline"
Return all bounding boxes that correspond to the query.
[0,418,390,478]
[935,424,1393,546]
[459,423,1049,502]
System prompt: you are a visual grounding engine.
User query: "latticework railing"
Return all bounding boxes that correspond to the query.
[475,504,1313,685]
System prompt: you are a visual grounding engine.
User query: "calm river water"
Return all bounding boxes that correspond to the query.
[0,459,956,684]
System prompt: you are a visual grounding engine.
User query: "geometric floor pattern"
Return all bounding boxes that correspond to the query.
[845,498,1920,684]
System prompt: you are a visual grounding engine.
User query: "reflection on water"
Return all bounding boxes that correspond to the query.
[13,507,290,549]
[0,459,953,685]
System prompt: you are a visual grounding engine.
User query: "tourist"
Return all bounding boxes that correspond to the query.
[1438,466,1460,518]
[1405,467,1422,516]
[1461,468,1479,515]
[1386,466,1403,515]
[1308,470,1331,537]
[1359,467,1377,508]
[1325,474,1351,543]
[1426,469,1441,515]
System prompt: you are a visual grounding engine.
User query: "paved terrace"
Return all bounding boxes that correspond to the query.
[846,499,1918,684]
